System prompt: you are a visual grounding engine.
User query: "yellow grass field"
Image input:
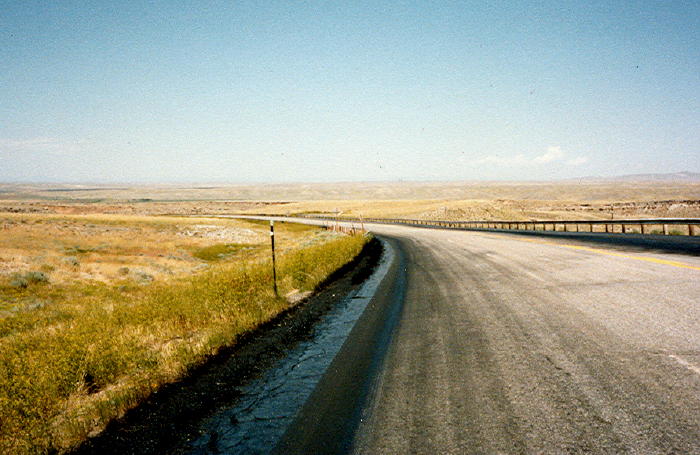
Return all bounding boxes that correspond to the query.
[0,213,368,454]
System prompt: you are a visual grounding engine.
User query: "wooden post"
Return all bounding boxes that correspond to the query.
[641,224,646,235]
[622,224,626,234]
[270,220,278,297]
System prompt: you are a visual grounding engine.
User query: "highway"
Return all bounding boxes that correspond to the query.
[275,221,700,454]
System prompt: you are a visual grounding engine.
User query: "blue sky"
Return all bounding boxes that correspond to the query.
[1,0,698,183]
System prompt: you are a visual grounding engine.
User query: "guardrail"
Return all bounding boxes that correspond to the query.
[300,215,700,237]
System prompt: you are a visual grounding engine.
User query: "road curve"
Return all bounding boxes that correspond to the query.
[349,223,700,454]
[239,216,700,454]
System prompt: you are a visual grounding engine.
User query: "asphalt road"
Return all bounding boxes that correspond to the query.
[344,223,700,454]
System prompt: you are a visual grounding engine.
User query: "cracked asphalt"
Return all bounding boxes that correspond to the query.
[346,224,700,454]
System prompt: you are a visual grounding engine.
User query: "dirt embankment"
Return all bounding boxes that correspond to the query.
[558,199,700,217]
[407,199,700,221]
[70,237,383,455]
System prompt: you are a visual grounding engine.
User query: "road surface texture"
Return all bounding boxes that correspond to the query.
[277,221,700,454]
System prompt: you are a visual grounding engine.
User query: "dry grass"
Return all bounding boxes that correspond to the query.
[0,213,368,454]
[0,214,318,297]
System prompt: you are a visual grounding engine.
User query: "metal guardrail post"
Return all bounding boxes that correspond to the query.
[302,215,698,238]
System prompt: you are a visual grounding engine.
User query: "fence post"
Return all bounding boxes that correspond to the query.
[270,220,278,297]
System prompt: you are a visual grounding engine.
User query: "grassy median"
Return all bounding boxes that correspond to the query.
[0,215,369,454]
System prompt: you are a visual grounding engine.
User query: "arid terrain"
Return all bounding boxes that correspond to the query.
[1,179,699,221]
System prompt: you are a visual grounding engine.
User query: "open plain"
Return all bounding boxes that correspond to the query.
[2,180,700,221]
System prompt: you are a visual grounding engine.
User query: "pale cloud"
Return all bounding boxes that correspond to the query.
[475,146,588,167]
[533,146,565,163]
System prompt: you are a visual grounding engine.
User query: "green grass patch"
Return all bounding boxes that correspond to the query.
[238,218,317,233]
[192,243,259,261]
[0,232,370,454]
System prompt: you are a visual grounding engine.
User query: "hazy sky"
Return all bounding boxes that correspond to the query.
[1,1,698,183]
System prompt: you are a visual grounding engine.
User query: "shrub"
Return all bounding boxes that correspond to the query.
[62,256,80,267]
[10,274,28,288]
[24,271,49,284]
[133,270,154,284]
[9,271,49,288]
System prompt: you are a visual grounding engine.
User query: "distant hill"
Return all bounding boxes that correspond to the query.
[580,172,700,182]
